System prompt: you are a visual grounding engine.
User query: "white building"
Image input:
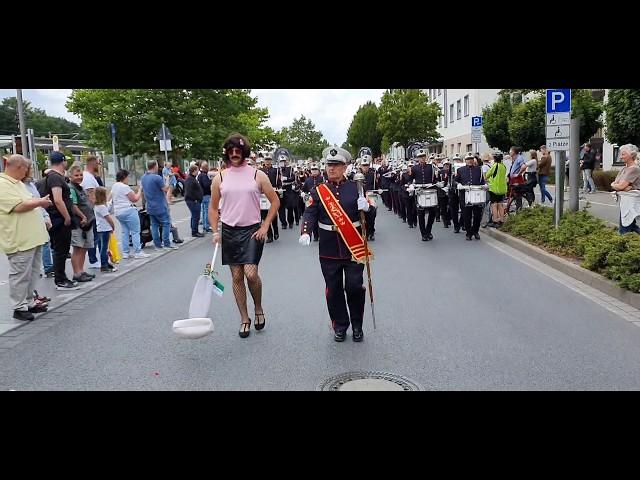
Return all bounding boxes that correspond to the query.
[425,89,501,157]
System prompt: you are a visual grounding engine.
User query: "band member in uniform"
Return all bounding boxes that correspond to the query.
[209,133,280,338]
[455,152,486,241]
[294,165,307,221]
[412,149,439,241]
[302,163,324,241]
[276,152,297,229]
[429,155,442,223]
[390,165,400,215]
[260,153,280,242]
[299,149,371,342]
[400,162,416,228]
[378,160,392,210]
[360,155,377,241]
[438,158,452,228]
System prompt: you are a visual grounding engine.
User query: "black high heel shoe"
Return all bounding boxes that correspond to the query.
[239,321,251,338]
[254,311,266,331]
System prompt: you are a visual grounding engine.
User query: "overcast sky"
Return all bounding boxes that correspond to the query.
[0,89,385,146]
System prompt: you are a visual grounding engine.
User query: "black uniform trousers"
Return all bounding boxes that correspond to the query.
[398,192,406,221]
[278,190,296,227]
[260,209,279,240]
[404,194,416,227]
[48,218,72,284]
[382,190,391,210]
[364,206,377,236]
[438,194,450,226]
[463,205,484,236]
[320,258,366,333]
[417,206,437,237]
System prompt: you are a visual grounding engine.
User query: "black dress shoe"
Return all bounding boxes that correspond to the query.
[444,224,450,228]
[28,305,48,314]
[274,233,279,240]
[474,233,480,240]
[296,221,299,226]
[454,228,460,233]
[192,232,204,238]
[266,238,273,243]
[254,312,266,331]
[289,224,294,229]
[466,236,473,241]
[368,234,375,241]
[422,236,428,241]
[13,310,34,321]
[334,331,347,342]
[352,328,364,342]
[282,224,288,229]
[313,237,319,242]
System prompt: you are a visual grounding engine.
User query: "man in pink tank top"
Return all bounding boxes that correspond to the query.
[208,133,280,338]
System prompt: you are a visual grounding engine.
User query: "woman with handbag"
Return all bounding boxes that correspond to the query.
[111,169,150,259]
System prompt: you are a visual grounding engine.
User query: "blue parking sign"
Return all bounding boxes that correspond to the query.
[471,116,483,128]
[546,89,571,113]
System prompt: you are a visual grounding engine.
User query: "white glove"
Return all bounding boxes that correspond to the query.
[357,197,370,212]
[436,181,444,188]
[298,234,311,246]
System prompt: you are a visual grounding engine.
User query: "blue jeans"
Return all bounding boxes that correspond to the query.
[87,222,99,263]
[539,175,553,203]
[116,207,142,254]
[98,231,112,267]
[582,169,596,192]
[149,211,171,248]
[201,195,211,230]
[42,241,53,271]
[186,200,202,234]
[619,213,640,235]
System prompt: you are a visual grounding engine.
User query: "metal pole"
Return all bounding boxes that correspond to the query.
[569,117,580,212]
[28,128,41,181]
[162,123,169,167]
[112,136,118,172]
[16,89,29,159]
[554,151,566,228]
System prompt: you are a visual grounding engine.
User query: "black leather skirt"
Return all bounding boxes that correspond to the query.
[221,222,264,266]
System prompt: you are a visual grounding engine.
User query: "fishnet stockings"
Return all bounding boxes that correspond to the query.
[230,264,263,324]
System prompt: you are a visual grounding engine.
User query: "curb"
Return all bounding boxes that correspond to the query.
[2,235,205,336]
[484,227,640,309]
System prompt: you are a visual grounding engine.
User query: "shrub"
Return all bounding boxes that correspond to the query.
[592,170,619,192]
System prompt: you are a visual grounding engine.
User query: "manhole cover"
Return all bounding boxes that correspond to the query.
[318,371,423,391]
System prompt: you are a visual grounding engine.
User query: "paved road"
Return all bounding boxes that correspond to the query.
[535,185,620,226]
[2,206,640,390]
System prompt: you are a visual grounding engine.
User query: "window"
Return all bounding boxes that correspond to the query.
[466,144,473,153]
[457,143,462,153]
[457,100,462,120]
[438,89,441,96]
[464,95,469,117]
[450,104,454,123]
[451,144,455,154]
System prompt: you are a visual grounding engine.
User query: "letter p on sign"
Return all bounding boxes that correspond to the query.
[552,92,564,110]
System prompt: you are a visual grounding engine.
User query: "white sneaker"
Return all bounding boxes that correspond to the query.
[121,252,130,259]
[134,252,150,259]
[88,262,101,269]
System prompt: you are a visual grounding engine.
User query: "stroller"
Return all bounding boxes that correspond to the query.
[504,175,536,215]
[134,208,183,249]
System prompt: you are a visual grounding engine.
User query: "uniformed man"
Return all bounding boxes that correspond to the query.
[378,160,392,210]
[438,158,453,228]
[302,163,324,241]
[433,154,444,222]
[260,153,280,242]
[299,149,371,342]
[455,152,486,241]
[389,165,400,216]
[400,161,416,229]
[412,149,439,241]
[360,155,377,241]
[276,153,297,229]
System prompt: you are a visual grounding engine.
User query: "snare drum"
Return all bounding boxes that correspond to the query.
[260,194,271,210]
[366,192,379,208]
[465,186,486,205]
[416,189,438,208]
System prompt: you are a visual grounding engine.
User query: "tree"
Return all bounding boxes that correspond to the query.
[66,89,275,159]
[508,95,546,151]
[346,101,383,157]
[603,89,640,147]
[377,89,440,152]
[0,97,85,138]
[482,93,514,152]
[278,115,330,160]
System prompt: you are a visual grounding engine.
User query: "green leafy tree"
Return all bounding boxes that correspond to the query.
[278,115,330,160]
[604,89,640,147]
[66,89,274,159]
[0,97,85,138]
[508,95,546,150]
[346,101,383,156]
[482,93,514,152]
[377,89,440,151]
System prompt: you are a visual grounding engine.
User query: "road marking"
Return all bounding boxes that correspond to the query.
[484,234,640,326]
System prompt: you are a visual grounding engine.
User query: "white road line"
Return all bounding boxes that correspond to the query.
[483,234,640,326]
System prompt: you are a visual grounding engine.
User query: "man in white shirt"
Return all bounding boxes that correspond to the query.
[81,156,101,269]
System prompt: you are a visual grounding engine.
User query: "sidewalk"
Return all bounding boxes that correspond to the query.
[535,185,619,227]
[0,200,203,335]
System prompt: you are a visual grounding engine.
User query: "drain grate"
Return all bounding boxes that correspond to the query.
[318,371,423,391]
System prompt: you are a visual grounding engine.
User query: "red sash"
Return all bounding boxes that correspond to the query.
[316,183,373,264]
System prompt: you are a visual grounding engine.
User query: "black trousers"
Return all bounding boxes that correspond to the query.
[438,195,450,226]
[417,206,437,237]
[48,218,72,284]
[278,191,296,227]
[320,258,366,333]
[364,206,376,236]
[260,209,279,239]
[404,195,416,226]
[391,189,399,214]
[382,190,391,210]
[449,193,461,229]
[463,205,484,236]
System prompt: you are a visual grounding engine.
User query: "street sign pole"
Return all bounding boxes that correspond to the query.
[110,123,118,172]
[546,89,571,228]
[16,89,28,158]
[162,123,169,167]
